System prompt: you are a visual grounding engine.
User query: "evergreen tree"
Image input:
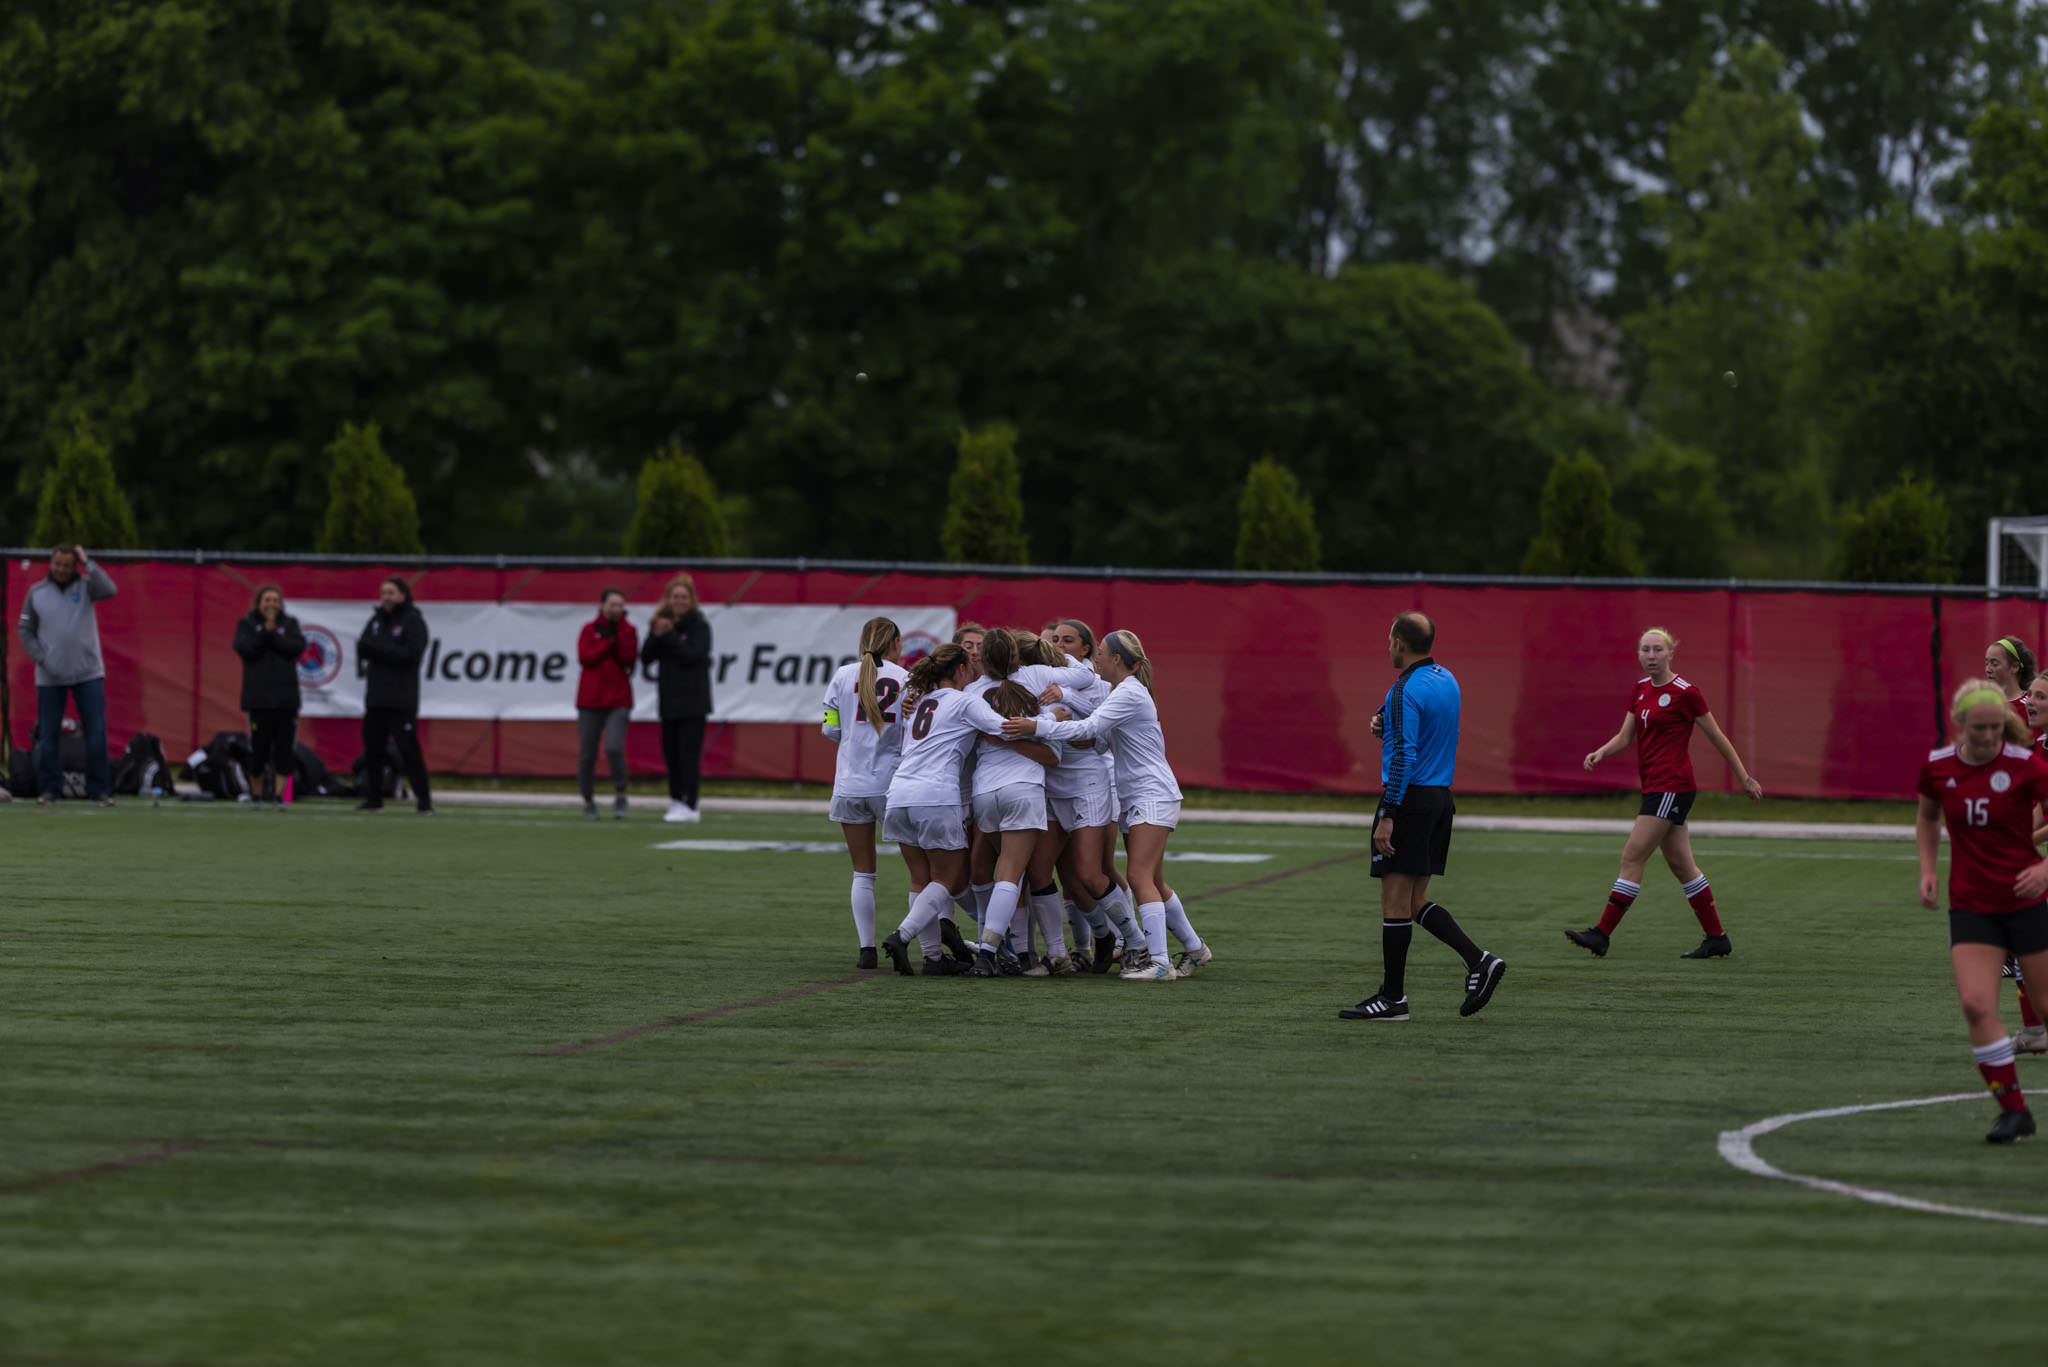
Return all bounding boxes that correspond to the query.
[941,424,1028,565]
[316,423,424,555]
[32,413,139,548]
[1833,475,1954,584]
[623,446,731,558]
[1521,451,1644,578]
[1233,457,1322,572]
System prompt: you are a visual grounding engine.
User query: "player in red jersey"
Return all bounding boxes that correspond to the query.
[1985,635,2037,727]
[1916,683,2048,1143]
[1565,627,1763,960]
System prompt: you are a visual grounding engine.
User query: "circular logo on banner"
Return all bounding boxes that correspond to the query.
[1991,770,2013,793]
[298,625,344,689]
[899,630,942,666]
[1658,693,1672,708]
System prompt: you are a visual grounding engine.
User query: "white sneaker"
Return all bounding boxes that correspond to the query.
[2017,1024,2048,1055]
[1046,955,1076,976]
[1022,959,1052,978]
[678,803,701,823]
[1173,944,1214,978]
[1121,960,1176,982]
[663,801,690,824]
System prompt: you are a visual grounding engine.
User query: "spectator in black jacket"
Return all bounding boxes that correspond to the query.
[233,584,306,810]
[642,572,713,823]
[357,576,433,813]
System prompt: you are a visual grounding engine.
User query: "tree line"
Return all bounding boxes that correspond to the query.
[5,0,2045,581]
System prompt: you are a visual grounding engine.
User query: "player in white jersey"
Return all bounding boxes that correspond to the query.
[960,630,1095,977]
[1039,618,1146,971]
[878,643,1056,975]
[821,617,915,971]
[1004,629,1210,981]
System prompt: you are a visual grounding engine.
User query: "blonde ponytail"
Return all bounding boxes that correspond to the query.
[1105,629,1153,692]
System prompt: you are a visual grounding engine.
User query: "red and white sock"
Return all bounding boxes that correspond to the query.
[1596,879,1639,936]
[1681,873,1723,937]
[1975,1036,2027,1112]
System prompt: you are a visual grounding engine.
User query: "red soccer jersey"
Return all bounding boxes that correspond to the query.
[1631,675,1709,792]
[1918,742,2048,914]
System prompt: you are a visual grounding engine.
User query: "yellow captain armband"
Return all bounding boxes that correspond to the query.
[823,707,841,727]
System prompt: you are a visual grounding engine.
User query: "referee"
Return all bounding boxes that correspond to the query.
[1341,611,1507,1022]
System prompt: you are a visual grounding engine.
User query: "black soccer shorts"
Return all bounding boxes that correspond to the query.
[1371,785,1454,879]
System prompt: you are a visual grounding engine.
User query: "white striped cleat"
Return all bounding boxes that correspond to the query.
[1173,945,1214,978]
[1120,960,1176,982]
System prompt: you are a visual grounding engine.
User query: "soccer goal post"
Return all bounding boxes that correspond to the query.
[1990,517,2048,591]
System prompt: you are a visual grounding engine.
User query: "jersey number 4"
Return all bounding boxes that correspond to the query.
[910,696,940,740]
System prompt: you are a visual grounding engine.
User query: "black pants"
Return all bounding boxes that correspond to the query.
[248,709,298,798]
[363,707,432,810]
[662,716,707,806]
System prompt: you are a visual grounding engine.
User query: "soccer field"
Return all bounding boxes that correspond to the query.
[3,804,2037,1366]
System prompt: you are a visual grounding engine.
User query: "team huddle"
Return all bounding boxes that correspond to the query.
[820,617,1203,982]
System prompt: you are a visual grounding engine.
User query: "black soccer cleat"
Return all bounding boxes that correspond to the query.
[1337,992,1410,1022]
[856,946,879,971]
[1679,933,1732,960]
[1987,1107,2037,1144]
[1070,950,1094,974]
[1460,952,1506,1017]
[1092,934,1117,973]
[939,918,975,964]
[922,955,972,976]
[1564,927,1610,957]
[996,943,1025,977]
[969,952,1000,979]
[880,931,916,977]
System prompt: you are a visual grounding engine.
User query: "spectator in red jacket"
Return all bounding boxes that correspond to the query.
[576,588,639,819]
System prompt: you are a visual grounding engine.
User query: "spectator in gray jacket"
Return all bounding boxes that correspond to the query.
[16,544,117,805]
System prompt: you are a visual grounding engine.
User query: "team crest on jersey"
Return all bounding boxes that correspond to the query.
[1947,778,1957,787]
[1658,693,1672,707]
[1992,770,2013,793]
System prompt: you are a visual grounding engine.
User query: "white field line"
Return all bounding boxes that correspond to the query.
[1718,1093,2048,1226]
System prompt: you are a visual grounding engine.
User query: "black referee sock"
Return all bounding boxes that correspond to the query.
[1416,901,1483,969]
[1381,919,1413,999]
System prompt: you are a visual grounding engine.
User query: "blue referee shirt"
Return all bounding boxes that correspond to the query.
[1380,657,1459,806]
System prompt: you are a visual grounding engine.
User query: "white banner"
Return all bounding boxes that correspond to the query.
[290,602,957,722]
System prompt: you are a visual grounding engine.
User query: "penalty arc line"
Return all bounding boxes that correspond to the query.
[1717,1092,2048,1227]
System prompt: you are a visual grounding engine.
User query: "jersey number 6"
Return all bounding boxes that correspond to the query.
[910,696,940,740]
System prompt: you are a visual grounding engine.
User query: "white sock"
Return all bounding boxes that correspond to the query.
[1163,892,1203,952]
[971,882,994,922]
[951,887,980,936]
[851,873,878,949]
[1099,885,1142,945]
[1032,888,1068,958]
[1138,901,1168,961]
[1084,901,1113,936]
[916,919,943,960]
[898,883,953,942]
[1065,899,1088,947]
[1976,1036,2018,1068]
[981,881,1023,947]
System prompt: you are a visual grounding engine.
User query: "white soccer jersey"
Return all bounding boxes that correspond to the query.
[1041,661,1113,799]
[965,661,1095,795]
[1033,675,1181,806]
[821,659,910,798]
[887,686,1013,808]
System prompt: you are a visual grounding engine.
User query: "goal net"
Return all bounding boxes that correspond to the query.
[1990,517,2048,590]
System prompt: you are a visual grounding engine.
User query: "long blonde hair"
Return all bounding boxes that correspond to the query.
[1103,629,1153,691]
[1952,681,2032,746]
[856,617,901,735]
[655,573,698,622]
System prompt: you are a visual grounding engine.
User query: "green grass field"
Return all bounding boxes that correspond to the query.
[2,803,2034,1366]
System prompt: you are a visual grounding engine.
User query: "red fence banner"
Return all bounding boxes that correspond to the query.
[5,556,2035,800]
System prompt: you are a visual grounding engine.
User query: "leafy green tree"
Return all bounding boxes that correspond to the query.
[1611,436,1733,579]
[317,424,424,556]
[1833,476,1954,584]
[1629,44,1822,537]
[31,414,139,548]
[1233,458,1322,572]
[623,447,730,559]
[941,424,1029,565]
[1521,451,1643,577]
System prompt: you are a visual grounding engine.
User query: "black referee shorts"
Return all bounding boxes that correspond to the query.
[1371,785,1454,879]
